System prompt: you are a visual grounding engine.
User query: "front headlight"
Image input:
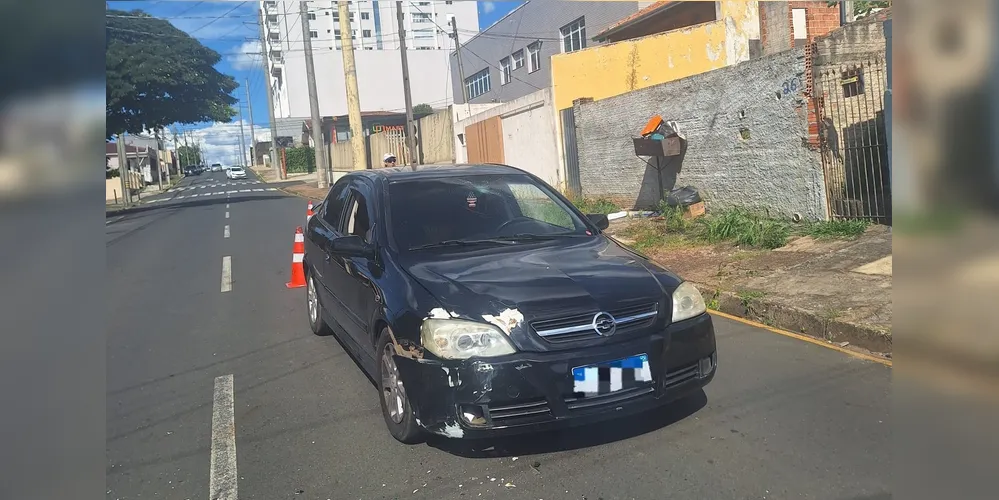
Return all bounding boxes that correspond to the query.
[420,319,517,360]
[671,281,707,322]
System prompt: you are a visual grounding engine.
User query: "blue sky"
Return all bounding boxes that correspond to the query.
[110,1,523,164]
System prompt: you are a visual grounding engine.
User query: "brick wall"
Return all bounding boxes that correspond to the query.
[761,1,840,54]
[573,47,827,220]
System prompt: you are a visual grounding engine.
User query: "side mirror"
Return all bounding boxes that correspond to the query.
[330,235,375,259]
[587,213,610,231]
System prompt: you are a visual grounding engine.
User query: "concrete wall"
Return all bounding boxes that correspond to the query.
[551,0,760,111]
[574,47,827,220]
[329,141,354,171]
[449,0,639,105]
[417,109,454,164]
[454,88,561,185]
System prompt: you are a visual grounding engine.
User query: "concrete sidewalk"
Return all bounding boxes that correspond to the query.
[249,166,329,201]
[607,219,893,356]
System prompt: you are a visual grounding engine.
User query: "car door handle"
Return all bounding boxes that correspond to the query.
[324,253,331,262]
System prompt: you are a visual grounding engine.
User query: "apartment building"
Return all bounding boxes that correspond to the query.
[448,0,640,105]
[261,1,479,119]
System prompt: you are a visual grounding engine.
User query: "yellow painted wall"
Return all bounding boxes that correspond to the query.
[551,20,728,111]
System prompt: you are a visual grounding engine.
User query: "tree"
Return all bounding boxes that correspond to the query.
[413,103,434,115]
[826,1,891,18]
[106,9,238,139]
[177,145,203,167]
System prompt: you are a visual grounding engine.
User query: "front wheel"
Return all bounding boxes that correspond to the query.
[376,330,424,444]
[306,271,331,336]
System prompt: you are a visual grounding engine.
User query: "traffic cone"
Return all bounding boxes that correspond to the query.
[285,226,307,288]
[306,201,314,223]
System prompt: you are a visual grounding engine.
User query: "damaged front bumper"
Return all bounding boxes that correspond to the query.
[393,313,717,439]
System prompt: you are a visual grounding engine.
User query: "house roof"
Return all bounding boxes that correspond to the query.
[592,1,677,42]
[106,143,145,155]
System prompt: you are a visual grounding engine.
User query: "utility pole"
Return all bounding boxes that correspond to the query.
[339,0,367,171]
[116,134,129,207]
[840,1,855,25]
[154,128,164,191]
[182,129,190,168]
[246,78,256,167]
[238,102,248,167]
[396,1,417,166]
[301,1,328,188]
[259,7,282,180]
[450,18,470,117]
[159,128,170,185]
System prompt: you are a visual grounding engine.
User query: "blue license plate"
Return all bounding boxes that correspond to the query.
[572,354,652,397]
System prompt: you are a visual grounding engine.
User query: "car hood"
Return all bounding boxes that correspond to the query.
[401,236,680,337]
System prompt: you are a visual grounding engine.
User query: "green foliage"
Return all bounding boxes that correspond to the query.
[806,219,870,239]
[825,0,890,17]
[570,197,620,215]
[413,103,434,115]
[177,145,202,167]
[701,208,790,250]
[284,146,316,173]
[105,9,238,138]
[655,201,695,234]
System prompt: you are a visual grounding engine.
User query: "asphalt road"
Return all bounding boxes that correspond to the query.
[107,171,891,500]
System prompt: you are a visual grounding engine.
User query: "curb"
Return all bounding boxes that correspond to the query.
[693,283,892,356]
[274,184,325,202]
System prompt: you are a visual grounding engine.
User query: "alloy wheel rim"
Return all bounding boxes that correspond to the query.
[381,343,406,424]
[307,277,318,324]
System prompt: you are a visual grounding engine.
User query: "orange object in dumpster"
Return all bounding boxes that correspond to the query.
[640,115,665,137]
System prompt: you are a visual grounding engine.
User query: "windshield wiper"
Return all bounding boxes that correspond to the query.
[410,239,517,250]
[495,233,586,241]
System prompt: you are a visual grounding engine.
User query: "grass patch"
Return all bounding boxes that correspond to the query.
[701,208,790,250]
[806,219,870,239]
[570,197,621,215]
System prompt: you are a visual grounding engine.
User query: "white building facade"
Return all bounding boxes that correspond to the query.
[261,1,479,119]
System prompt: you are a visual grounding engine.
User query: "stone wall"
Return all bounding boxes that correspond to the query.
[574,47,827,220]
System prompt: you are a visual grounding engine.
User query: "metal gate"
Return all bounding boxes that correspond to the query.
[813,56,892,224]
[560,107,581,198]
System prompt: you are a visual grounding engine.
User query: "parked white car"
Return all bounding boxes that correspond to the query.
[227,166,247,180]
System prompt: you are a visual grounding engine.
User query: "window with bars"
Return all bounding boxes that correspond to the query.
[528,41,542,73]
[500,57,512,85]
[361,12,370,20]
[414,29,435,39]
[841,67,865,98]
[512,49,524,70]
[413,12,432,23]
[465,69,491,100]
[308,12,316,20]
[559,17,586,53]
[309,30,318,38]
[363,29,372,37]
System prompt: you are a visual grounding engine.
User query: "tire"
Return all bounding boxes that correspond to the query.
[376,329,424,444]
[306,269,332,336]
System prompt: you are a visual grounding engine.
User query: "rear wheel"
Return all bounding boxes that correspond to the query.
[376,330,424,444]
[306,270,331,336]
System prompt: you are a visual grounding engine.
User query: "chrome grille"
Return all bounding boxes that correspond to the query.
[532,302,659,343]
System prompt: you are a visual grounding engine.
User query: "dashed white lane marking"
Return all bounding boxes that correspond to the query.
[220,256,232,292]
[225,211,230,219]
[239,189,250,193]
[106,215,125,225]
[209,374,237,500]
[266,188,277,192]
[252,188,263,192]
[177,195,186,199]
[226,203,230,209]
[224,225,230,238]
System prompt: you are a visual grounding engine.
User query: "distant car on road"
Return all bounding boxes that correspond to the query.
[302,164,717,444]
[185,166,200,176]
[210,163,223,172]
[227,166,247,180]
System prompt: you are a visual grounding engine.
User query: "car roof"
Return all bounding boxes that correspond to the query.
[346,163,531,183]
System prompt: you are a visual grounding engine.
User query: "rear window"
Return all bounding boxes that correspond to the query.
[387,174,588,250]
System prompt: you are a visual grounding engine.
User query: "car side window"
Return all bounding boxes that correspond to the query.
[342,189,374,243]
[321,179,349,229]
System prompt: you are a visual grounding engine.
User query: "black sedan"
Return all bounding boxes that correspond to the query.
[303,164,717,443]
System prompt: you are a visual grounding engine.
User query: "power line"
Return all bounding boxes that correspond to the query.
[187,1,248,36]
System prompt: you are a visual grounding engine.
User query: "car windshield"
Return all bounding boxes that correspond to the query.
[388,174,591,250]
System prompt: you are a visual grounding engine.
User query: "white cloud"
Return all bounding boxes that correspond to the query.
[228,40,262,70]
[166,120,270,165]
[482,2,496,14]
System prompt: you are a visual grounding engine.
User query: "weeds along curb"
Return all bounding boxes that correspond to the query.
[693,283,892,356]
